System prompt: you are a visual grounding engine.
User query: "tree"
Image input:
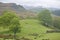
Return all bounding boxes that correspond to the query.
[53,17,60,29]
[38,9,53,27]
[0,11,21,40]
[0,11,18,27]
[10,17,21,40]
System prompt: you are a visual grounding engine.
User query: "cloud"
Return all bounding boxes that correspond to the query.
[0,0,60,8]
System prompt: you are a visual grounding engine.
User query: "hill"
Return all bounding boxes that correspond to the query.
[20,19,60,40]
[0,2,26,14]
[0,2,37,19]
[24,6,60,16]
[52,10,60,16]
[0,2,25,12]
[24,6,45,13]
[0,19,60,40]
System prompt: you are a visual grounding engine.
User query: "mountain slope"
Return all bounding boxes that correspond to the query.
[0,2,25,13]
[52,10,60,16]
[19,19,60,40]
[24,6,60,16]
[0,2,37,19]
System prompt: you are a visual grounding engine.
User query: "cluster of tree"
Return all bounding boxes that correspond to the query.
[0,11,21,40]
[38,9,53,27]
[53,17,60,29]
[38,9,60,29]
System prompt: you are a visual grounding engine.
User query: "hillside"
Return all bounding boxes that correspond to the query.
[0,2,25,13]
[0,2,37,19]
[52,10,60,16]
[0,19,60,40]
[24,6,45,13]
[20,19,60,40]
[24,6,60,16]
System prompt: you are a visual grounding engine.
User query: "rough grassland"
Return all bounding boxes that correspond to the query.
[19,19,60,40]
[0,19,60,40]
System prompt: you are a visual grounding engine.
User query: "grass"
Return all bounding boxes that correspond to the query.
[0,19,60,40]
[19,19,60,40]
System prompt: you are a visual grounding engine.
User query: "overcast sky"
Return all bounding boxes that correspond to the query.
[0,0,60,8]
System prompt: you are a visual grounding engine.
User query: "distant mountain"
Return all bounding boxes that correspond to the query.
[0,2,37,19]
[24,6,45,13]
[51,9,60,16]
[44,8,60,16]
[23,5,35,10]
[29,7,45,13]
[0,2,26,14]
[24,6,60,16]
[0,2,60,18]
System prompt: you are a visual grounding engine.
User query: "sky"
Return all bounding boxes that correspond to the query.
[0,0,60,8]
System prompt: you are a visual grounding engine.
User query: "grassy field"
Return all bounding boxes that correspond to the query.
[19,19,60,40]
[0,19,60,40]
